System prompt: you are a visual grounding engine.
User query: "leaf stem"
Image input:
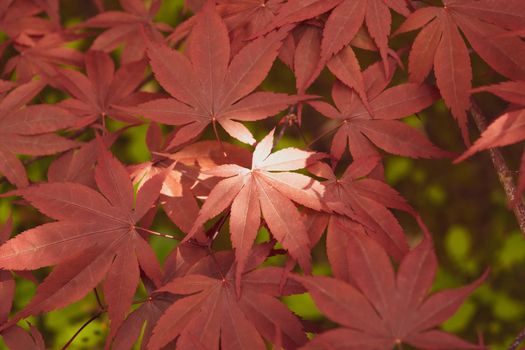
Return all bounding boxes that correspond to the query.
[60,311,103,350]
[135,226,180,240]
[211,118,227,157]
[93,288,104,309]
[306,122,341,149]
[470,99,525,236]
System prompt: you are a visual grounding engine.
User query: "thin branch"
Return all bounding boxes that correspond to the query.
[470,99,525,236]
[275,122,288,147]
[60,311,103,350]
[306,122,342,149]
[508,326,525,350]
[93,288,104,310]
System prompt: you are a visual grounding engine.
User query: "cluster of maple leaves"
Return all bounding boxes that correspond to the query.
[0,0,523,349]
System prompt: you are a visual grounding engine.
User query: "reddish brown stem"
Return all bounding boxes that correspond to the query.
[60,311,103,350]
[508,326,525,350]
[93,288,104,309]
[470,99,525,236]
[136,226,180,240]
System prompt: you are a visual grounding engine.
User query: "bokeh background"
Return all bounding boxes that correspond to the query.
[0,0,524,349]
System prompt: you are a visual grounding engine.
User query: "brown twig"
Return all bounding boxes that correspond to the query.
[470,99,525,236]
[508,326,525,350]
[93,288,104,310]
[60,311,103,350]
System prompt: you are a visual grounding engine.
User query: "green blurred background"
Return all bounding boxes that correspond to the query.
[1,0,524,349]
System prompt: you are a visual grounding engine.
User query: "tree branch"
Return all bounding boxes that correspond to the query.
[508,325,525,350]
[470,99,525,236]
[60,311,103,350]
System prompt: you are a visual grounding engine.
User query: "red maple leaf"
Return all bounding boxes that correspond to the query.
[52,50,155,129]
[130,123,251,234]
[80,0,171,64]
[0,145,167,341]
[0,0,59,39]
[188,129,326,291]
[112,242,218,349]
[132,2,303,149]
[218,0,285,53]
[0,217,46,350]
[296,231,487,350]
[308,157,413,261]
[261,0,410,76]
[308,59,448,164]
[395,0,525,143]
[47,131,120,187]
[4,32,83,82]
[278,23,378,122]
[147,245,307,350]
[0,79,78,188]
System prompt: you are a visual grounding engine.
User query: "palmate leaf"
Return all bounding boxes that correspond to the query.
[395,0,525,144]
[80,0,170,64]
[215,0,286,54]
[0,79,79,189]
[308,157,414,261]
[52,50,156,129]
[110,242,211,350]
[189,129,326,293]
[5,32,84,83]
[0,217,46,350]
[130,127,251,235]
[0,144,166,342]
[309,59,449,164]
[131,1,304,148]
[0,0,59,39]
[261,0,409,77]
[148,246,307,350]
[296,231,488,350]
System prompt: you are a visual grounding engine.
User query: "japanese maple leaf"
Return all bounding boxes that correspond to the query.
[0,0,59,38]
[188,129,326,291]
[0,145,166,342]
[130,123,251,234]
[296,231,487,350]
[80,0,171,64]
[52,50,154,129]
[261,0,410,76]
[111,243,210,350]
[279,23,377,119]
[169,0,285,51]
[111,292,176,350]
[0,217,46,350]
[218,0,285,53]
[147,246,307,350]
[0,79,78,189]
[395,0,525,143]
[133,2,301,148]
[309,60,448,164]
[47,131,120,187]
[4,32,84,82]
[111,243,211,349]
[308,157,413,261]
